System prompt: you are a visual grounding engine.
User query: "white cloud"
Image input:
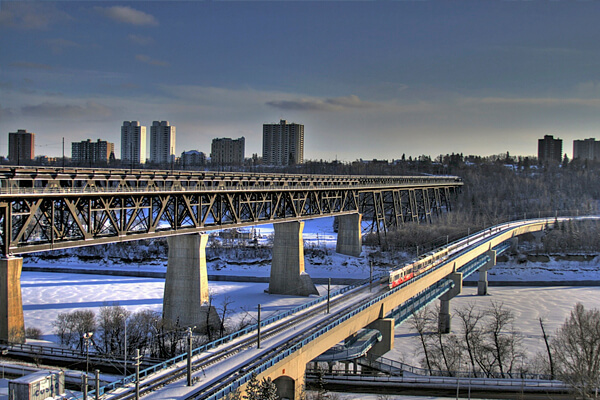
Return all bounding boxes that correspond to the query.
[20,101,113,119]
[467,97,600,108]
[0,2,71,30]
[267,95,379,112]
[128,34,154,46]
[135,54,170,67]
[96,6,158,26]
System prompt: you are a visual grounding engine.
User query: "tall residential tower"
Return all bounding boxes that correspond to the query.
[262,120,304,166]
[8,129,35,164]
[538,135,562,164]
[121,121,147,165]
[150,121,176,165]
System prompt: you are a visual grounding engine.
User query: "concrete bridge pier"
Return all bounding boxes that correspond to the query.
[366,318,395,358]
[163,234,218,330]
[438,272,463,334]
[336,213,362,257]
[269,221,319,296]
[0,256,25,343]
[478,250,496,296]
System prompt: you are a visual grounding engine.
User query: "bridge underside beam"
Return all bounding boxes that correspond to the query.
[0,256,25,343]
[269,221,319,296]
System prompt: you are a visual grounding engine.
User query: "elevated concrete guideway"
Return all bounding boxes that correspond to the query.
[112,215,597,400]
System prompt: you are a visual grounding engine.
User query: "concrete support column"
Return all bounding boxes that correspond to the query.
[438,272,463,334]
[163,234,217,330]
[336,214,362,257]
[269,221,318,296]
[478,250,496,296]
[0,256,25,343]
[366,318,395,358]
[509,237,519,253]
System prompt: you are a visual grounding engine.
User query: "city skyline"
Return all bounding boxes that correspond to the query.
[2,1,600,161]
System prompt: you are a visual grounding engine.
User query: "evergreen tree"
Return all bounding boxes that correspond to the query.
[244,373,261,400]
[259,377,278,400]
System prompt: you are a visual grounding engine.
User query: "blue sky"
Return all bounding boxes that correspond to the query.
[1,1,600,161]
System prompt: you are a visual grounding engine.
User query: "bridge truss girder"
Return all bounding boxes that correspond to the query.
[359,187,454,236]
[0,185,459,256]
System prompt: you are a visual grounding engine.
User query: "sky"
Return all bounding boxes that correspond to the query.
[1,1,600,162]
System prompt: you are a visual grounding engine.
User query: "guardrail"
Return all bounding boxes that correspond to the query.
[0,180,460,196]
[356,354,554,381]
[305,372,569,392]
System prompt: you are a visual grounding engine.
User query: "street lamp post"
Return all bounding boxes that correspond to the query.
[83,332,93,374]
[120,313,128,377]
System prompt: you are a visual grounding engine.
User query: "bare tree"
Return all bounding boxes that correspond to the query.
[217,295,235,338]
[409,307,433,371]
[484,301,523,377]
[455,303,485,373]
[52,309,96,351]
[539,316,555,379]
[96,305,128,356]
[551,303,600,399]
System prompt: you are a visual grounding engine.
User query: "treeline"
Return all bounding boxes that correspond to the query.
[50,302,251,360]
[409,302,600,399]
[362,157,600,254]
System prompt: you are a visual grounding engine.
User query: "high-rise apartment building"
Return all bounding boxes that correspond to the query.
[262,120,304,166]
[211,137,245,166]
[573,138,600,161]
[8,129,35,164]
[538,135,562,163]
[121,121,147,165]
[72,139,115,165]
[150,121,176,165]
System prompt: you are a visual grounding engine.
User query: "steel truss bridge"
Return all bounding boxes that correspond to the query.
[0,167,462,256]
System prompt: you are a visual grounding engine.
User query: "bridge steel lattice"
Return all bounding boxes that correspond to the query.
[0,167,462,256]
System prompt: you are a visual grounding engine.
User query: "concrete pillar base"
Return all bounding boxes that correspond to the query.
[163,234,213,329]
[366,318,395,358]
[477,250,496,296]
[0,256,25,343]
[438,272,462,334]
[269,221,318,296]
[336,214,362,257]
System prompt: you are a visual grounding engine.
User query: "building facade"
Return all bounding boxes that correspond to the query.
[72,139,115,165]
[150,121,176,165]
[8,129,35,164]
[210,137,245,166]
[538,135,562,164]
[121,121,147,165]
[573,138,600,161]
[181,150,207,168]
[262,120,304,166]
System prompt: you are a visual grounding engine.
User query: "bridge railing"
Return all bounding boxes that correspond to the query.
[0,179,460,196]
[305,371,569,391]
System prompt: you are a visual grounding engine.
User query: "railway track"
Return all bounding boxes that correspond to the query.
[107,280,381,399]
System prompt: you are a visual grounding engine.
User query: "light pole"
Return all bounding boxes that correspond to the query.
[84,332,93,374]
[120,313,128,377]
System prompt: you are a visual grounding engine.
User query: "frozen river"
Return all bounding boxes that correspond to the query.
[21,271,600,362]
